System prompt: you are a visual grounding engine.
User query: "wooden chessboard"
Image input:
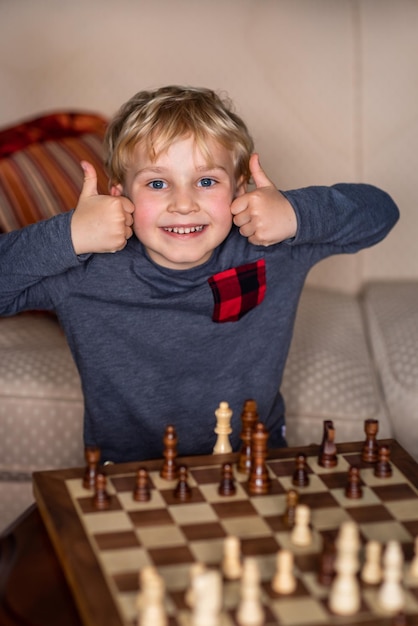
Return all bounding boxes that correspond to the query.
[33,439,418,626]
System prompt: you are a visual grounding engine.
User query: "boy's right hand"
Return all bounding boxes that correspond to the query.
[71,161,135,255]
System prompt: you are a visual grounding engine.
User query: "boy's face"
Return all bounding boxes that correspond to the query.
[113,135,246,270]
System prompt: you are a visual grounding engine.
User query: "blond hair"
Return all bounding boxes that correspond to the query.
[104,85,254,186]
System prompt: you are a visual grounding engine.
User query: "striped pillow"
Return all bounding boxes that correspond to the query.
[0,112,109,233]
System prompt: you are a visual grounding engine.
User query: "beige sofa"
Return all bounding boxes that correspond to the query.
[1,0,418,532]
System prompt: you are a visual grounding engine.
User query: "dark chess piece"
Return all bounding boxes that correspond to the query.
[237,399,259,474]
[282,489,299,528]
[374,444,393,478]
[345,465,363,499]
[248,422,271,495]
[133,467,151,502]
[218,462,237,496]
[317,537,336,587]
[318,420,338,468]
[362,418,379,463]
[83,446,101,490]
[160,425,179,480]
[174,465,192,501]
[93,472,111,510]
[292,452,310,487]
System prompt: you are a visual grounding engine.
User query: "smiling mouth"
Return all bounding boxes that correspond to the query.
[163,225,205,234]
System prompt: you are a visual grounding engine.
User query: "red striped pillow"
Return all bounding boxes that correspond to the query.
[0,112,109,233]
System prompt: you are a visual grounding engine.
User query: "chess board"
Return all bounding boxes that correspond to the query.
[33,439,418,626]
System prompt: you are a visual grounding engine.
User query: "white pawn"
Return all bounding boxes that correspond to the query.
[409,536,418,579]
[378,540,405,613]
[272,549,297,594]
[213,401,233,454]
[185,562,207,608]
[361,540,382,584]
[222,535,242,580]
[329,521,361,616]
[192,569,223,626]
[137,566,167,626]
[236,557,264,626]
[290,504,312,547]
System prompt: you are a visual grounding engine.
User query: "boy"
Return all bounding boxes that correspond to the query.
[0,86,399,463]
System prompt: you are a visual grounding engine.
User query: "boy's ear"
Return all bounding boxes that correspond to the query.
[110,183,124,197]
[235,176,247,198]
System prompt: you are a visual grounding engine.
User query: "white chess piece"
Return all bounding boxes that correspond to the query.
[272,549,296,594]
[378,540,405,613]
[329,521,361,616]
[290,504,312,547]
[361,540,382,585]
[236,558,264,626]
[222,535,242,580]
[409,536,418,579]
[191,569,222,626]
[137,566,167,626]
[185,562,207,608]
[213,401,233,453]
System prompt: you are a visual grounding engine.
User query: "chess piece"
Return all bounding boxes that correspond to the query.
[160,425,178,480]
[290,504,312,547]
[345,465,363,499]
[361,540,382,585]
[237,399,259,474]
[213,401,233,454]
[236,557,264,626]
[292,452,310,487]
[409,536,418,579]
[137,566,167,626]
[329,521,361,615]
[317,537,336,586]
[282,489,299,528]
[133,467,151,502]
[93,472,111,510]
[248,422,271,495]
[83,446,101,489]
[185,562,206,608]
[222,535,242,580]
[374,444,393,478]
[218,462,236,496]
[272,549,296,594]
[362,418,379,463]
[173,465,192,501]
[318,420,338,468]
[378,540,405,613]
[192,569,222,626]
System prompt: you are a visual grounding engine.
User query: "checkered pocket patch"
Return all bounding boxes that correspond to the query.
[208,259,266,323]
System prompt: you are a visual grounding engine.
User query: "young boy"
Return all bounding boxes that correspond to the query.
[0,86,399,464]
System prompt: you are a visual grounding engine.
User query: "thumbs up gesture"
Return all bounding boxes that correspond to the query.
[231,154,297,246]
[71,161,135,255]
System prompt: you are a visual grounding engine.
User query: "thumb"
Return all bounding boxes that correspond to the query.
[249,153,274,189]
[80,161,98,198]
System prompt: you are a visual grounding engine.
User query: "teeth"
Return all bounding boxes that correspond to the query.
[164,226,204,234]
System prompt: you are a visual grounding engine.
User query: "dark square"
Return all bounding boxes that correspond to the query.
[148,545,195,567]
[371,483,418,501]
[113,571,139,593]
[161,486,205,506]
[111,473,155,493]
[211,499,258,519]
[77,494,122,514]
[93,530,140,551]
[241,536,279,556]
[345,504,394,524]
[180,522,226,542]
[128,508,174,527]
[190,467,222,485]
[297,491,339,509]
[319,471,363,490]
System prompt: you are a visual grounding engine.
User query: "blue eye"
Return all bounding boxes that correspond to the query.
[198,178,216,188]
[148,180,166,190]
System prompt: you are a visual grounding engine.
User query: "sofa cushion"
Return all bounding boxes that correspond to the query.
[0,111,108,232]
[281,287,393,447]
[362,281,418,460]
[0,314,84,474]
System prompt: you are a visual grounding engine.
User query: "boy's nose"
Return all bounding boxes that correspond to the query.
[168,189,198,213]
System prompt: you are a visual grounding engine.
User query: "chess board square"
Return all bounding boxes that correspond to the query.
[180,521,226,542]
[268,459,312,477]
[198,481,248,503]
[384,499,418,522]
[241,535,280,557]
[77,493,122,514]
[262,575,310,600]
[147,544,195,567]
[330,486,381,508]
[293,491,339,509]
[276,530,322,555]
[344,504,394,524]
[82,510,134,534]
[310,505,351,530]
[318,470,363,490]
[112,571,139,592]
[371,483,418,501]
[279,474,328,494]
[361,466,411,487]
[189,538,224,564]
[212,499,259,519]
[136,524,186,548]
[250,493,286,517]
[360,520,413,544]
[169,502,218,524]
[190,466,224,484]
[118,488,166,511]
[222,515,273,538]
[161,485,205,506]
[128,507,174,527]
[93,530,140,551]
[99,547,148,573]
[270,596,330,625]
[111,474,151,492]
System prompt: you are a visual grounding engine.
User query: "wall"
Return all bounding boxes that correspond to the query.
[1,0,417,292]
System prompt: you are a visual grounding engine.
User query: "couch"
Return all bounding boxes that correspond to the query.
[0,108,417,534]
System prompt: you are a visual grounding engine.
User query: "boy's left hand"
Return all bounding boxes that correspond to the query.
[231,154,297,246]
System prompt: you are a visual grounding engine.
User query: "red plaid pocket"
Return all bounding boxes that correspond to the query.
[208,259,266,323]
